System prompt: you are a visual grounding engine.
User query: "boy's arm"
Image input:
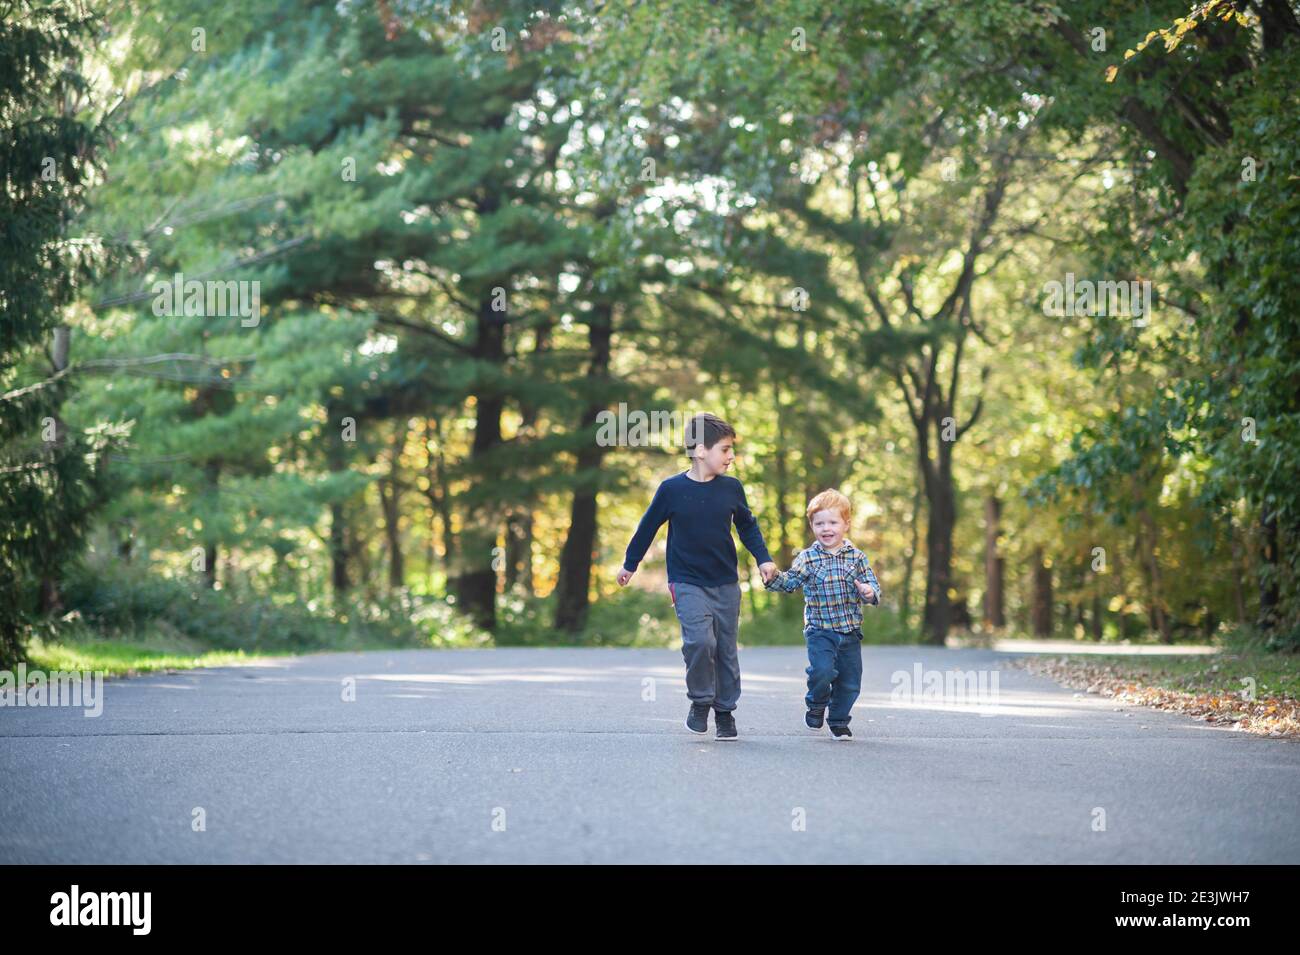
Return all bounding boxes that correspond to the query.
[852,551,882,605]
[622,481,671,573]
[733,482,774,568]
[764,549,810,593]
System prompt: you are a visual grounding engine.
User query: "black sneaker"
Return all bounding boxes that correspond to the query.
[805,708,825,730]
[829,724,853,740]
[686,702,710,734]
[714,710,738,741]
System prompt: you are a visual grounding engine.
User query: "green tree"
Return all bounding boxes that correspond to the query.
[0,0,114,668]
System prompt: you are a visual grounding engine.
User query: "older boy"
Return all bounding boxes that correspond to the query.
[765,489,881,740]
[617,413,777,741]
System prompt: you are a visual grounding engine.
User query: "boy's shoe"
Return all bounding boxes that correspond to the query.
[805,707,825,730]
[714,710,738,741]
[686,702,710,734]
[829,724,853,741]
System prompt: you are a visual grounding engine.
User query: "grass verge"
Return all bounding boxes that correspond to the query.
[1009,629,1299,738]
[24,624,319,679]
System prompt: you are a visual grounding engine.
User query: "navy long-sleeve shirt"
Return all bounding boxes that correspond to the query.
[622,471,773,586]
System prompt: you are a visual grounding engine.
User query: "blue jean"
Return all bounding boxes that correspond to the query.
[804,627,863,727]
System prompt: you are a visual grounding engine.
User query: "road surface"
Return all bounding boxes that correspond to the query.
[2,646,1297,863]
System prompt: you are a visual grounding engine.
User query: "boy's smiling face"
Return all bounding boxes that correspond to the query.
[810,508,847,549]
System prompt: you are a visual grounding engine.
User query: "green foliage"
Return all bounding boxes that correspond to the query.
[493,586,681,647]
[1031,10,1300,637]
[5,0,1297,660]
[61,557,484,651]
[0,0,114,668]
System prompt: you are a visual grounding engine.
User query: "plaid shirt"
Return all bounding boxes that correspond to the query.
[764,539,882,634]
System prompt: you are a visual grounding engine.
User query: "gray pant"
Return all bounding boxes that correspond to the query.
[669,580,742,712]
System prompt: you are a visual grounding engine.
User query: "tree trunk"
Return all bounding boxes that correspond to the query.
[504,507,533,593]
[504,322,549,597]
[200,460,220,590]
[921,430,956,645]
[424,416,455,589]
[350,500,373,601]
[330,500,350,597]
[380,433,404,590]
[951,588,973,629]
[554,302,613,634]
[37,325,72,614]
[115,519,134,563]
[453,282,508,630]
[327,414,350,599]
[1031,547,1053,637]
[982,494,1005,629]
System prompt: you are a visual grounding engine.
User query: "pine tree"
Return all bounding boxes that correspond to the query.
[0,0,113,668]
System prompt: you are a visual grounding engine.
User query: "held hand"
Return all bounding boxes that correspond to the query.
[758,562,778,584]
[855,579,878,603]
[616,567,634,587]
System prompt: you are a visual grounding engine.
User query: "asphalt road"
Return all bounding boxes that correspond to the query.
[3,645,1298,863]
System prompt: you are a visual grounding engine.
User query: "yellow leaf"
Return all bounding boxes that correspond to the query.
[1124,49,1136,59]
[1104,65,1118,82]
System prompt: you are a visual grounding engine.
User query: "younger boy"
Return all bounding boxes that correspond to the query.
[616,413,777,741]
[764,489,882,740]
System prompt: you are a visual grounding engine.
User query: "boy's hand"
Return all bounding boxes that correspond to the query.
[616,567,634,587]
[855,580,878,603]
[758,562,778,584]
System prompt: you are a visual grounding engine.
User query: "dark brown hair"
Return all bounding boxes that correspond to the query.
[683,413,736,457]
